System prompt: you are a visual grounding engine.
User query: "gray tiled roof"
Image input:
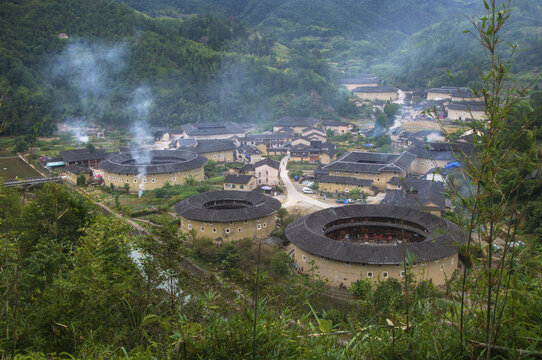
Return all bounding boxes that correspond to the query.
[99,150,207,175]
[408,141,475,160]
[174,190,281,222]
[60,148,110,163]
[181,121,244,136]
[286,205,465,264]
[151,126,169,134]
[384,177,446,210]
[322,120,351,127]
[238,144,262,155]
[352,86,397,93]
[302,127,325,134]
[447,102,485,111]
[427,86,476,99]
[224,174,253,184]
[178,139,236,154]
[408,143,456,161]
[274,117,319,128]
[321,151,416,174]
[339,77,378,84]
[245,133,293,140]
[255,158,280,170]
[177,138,198,147]
[381,190,446,212]
[240,164,255,173]
[65,164,92,174]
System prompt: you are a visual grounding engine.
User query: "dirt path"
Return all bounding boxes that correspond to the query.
[279,156,334,210]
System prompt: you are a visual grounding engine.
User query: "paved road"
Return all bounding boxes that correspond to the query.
[279,156,333,209]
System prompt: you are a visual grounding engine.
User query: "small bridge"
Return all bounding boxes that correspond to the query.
[3,176,64,188]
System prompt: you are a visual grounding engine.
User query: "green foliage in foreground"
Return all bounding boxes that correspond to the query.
[0,182,541,359]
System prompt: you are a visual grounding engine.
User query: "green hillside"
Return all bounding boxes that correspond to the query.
[380,0,542,87]
[120,0,542,87]
[0,0,347,136]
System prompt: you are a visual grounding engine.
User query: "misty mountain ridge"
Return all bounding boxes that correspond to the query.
[0,0,540,136]
[120,0,541,85]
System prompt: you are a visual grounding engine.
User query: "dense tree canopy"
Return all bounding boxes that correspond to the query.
[0,0,347,136]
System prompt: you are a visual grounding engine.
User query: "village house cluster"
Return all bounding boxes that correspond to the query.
[39,77,480,290]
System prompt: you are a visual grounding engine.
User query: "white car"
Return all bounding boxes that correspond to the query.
[507,241,525,249]
[302,187,314,194]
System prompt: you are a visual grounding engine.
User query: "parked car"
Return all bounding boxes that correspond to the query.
[302,187,314,194]
[507,241,525,249]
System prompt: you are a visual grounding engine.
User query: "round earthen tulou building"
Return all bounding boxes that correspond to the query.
[99,150,207,192]
[286,204,465,288]
[175,190,282,244]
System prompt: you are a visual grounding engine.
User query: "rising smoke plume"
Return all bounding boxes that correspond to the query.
[127,86,154,197]
[50,39,128,139]
[426,132,445,143]
[51,39,156,197]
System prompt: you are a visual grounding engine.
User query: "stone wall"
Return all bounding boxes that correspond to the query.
[102,166,204,192]
[180,213,277,242]
[294,246,458,288]
[319,181,375,196]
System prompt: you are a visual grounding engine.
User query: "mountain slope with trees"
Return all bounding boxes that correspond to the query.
[120,0,542,87]
[0,0,348,136]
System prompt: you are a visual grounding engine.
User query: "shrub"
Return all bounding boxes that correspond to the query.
[76,174,86,186]
[216,243,241,272]
[351,278,372,300]
[270,251,291,276]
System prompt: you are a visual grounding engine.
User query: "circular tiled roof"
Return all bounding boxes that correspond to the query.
[99,150,207,175]
[175,190,282,222]
[286,204,465,264]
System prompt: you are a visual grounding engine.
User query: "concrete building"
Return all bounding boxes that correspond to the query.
[318,151,416,191]
[181,121,246,139]
[224,174,257,191]
[175,190,282,243]
[352,86,398,101]
[254,158,281,187]
[286,205,465,288]
[99,150,207,192]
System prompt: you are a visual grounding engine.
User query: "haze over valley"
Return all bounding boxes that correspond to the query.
[0,1,541,358]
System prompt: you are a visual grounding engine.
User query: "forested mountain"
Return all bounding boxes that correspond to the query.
[0,0,348,136]
[1,0,541,135]
[122,0,542,87]
[381,0,542,87]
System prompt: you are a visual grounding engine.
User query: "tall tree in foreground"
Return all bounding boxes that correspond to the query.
[436,0,541,357]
